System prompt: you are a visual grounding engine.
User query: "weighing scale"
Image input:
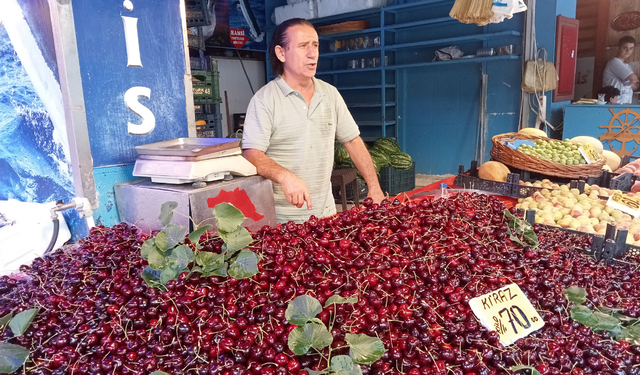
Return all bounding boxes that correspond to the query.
[132,138,257,184]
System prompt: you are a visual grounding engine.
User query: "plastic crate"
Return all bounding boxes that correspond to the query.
[190,56,209,71]
[184,0,211,27]
[195,113,223,138]
[194,103,220,114]
[192,69,221,104]
[188,33,205,50]
[379,163,415,196]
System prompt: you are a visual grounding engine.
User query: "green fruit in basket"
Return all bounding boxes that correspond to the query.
[373,137,401,155]
[389,152,413,170]
[517,139,588,165]
[334,143,350,163]
[369,148,390,168]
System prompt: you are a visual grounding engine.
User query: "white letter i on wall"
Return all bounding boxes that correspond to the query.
[122,0,142,67]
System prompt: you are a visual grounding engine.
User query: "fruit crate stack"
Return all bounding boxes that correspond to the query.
[333,137,415,200]
[191,57,223,138]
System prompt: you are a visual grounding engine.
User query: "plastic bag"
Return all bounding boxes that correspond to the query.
[522,59,558,93]
[434,46,464,61]
[490,0,527,23]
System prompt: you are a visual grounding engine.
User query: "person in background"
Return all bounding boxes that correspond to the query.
[598,86,621,104]
[602,36,639,104]
[242,18,385,224]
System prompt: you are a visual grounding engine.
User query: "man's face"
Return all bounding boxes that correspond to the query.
[279,25,319,80]
[618,42,635,60]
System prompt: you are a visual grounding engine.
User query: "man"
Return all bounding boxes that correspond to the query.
[242,18,385,223]
[603,36,639,104]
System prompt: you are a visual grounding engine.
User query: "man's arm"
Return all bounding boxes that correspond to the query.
[626,72,640,91]
[243,148,312,210]
[342,136,385,204]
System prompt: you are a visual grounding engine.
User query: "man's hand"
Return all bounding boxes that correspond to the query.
[243,148,313,210]
[281,171,313,209]
[367,185,385,204]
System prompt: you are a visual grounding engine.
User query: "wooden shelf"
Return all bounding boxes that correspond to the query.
[320,47,382,58]
[357,121,396,127]
[348,102,396,108]
[319,28,382,40]
[317,54,519,74]
[385,30,521,50]
[389,54,521,69]
[336,84,397,90]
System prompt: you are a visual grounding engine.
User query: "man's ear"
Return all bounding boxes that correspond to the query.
[275,45,286,63]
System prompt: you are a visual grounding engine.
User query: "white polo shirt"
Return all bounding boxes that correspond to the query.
[242,76,360,223]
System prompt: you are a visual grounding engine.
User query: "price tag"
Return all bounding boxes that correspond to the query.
[578,144,601,164]
[469,283,544,346]
[606,191,640,218]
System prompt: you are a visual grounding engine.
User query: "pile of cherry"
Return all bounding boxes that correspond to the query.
[1,192,640,375]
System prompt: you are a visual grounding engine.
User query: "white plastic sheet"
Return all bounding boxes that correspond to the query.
[274,0,317,25]
[0,200,71,275]
[490,0,527,24]
[317,0,388,19]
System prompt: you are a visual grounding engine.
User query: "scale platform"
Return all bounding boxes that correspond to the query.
[132,138,257,184]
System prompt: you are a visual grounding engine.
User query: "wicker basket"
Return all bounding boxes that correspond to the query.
[490,132,605,179]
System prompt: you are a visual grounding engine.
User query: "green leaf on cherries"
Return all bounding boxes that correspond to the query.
[0,342,30,373]
[196,252,225,272]
[228,250,258,279]
[0,312,12,326]
[158,201,178,227]
[345,333,385,365]
[166,245,195,269]
[150,371,172,375]
[219,226,253,256]
[571,305,594,323]
[597,307,635,322]
[188,224,212,244]
[563,286,588,305]
[503,209,538,248]
[140,238,156,260]
[141,266,163,288]
[590,311,621,331]
[155,224,188,252]
[511,365,542,375]
[202,263,228,278]
[331,355,363,375]
[617,326,640,343]
[160,267,180,286]
[288,323,333,355]
[303,368,326,375]
[9,308,38,337]
[286,295,323,326]
[147,246,167,270]
[324,295,358,308]
[214,203,246,233]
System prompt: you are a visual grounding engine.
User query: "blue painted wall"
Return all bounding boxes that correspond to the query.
[70,1,191,228]
[72,0,189,167]
[400,14,524,174]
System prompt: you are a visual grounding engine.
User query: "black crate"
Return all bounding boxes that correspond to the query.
[196,113,223,138]
[190,56,209,71]
[194,103,220,114]
[332,177,368,203]
[379,163,415,196]
[185,0,211,27]
[188,33,205,50]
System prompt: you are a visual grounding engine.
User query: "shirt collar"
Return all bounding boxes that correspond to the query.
[275,76,324,98]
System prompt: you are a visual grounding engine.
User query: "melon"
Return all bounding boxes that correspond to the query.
[602,150,621,171]
[570,136,603,154]
[478,161,511,182]
[518,128,547,137]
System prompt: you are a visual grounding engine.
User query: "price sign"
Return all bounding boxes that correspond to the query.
[578,144,601,164]
[469,284,544,346]
[607,191,640,218]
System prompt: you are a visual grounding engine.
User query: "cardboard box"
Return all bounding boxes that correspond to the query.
[115,176,276,234]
